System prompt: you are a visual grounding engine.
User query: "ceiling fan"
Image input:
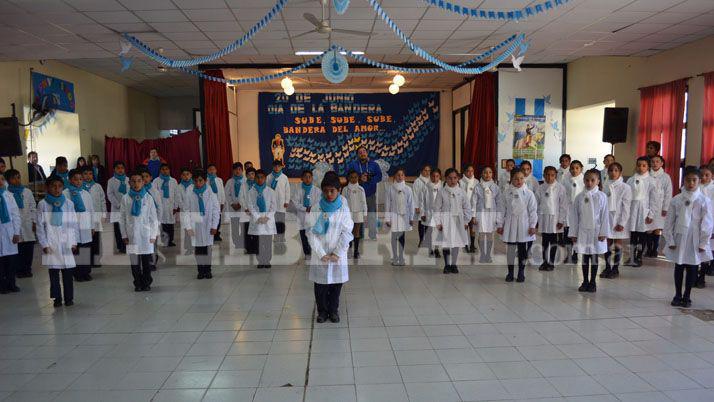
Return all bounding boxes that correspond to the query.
[291,0,371,39]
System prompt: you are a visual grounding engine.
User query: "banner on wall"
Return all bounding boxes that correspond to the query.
[258,92,440,177]
[31,72,75,113]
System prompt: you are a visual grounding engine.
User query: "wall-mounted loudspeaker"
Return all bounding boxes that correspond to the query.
[602,107,629,144]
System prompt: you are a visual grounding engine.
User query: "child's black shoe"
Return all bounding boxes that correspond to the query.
[578,282,588,292]
[316,314,327,323]
[329,313,340,323]
[64,301,74,306]
[53,299,62,307]
[681,299,692,308]
[671,297,682,306]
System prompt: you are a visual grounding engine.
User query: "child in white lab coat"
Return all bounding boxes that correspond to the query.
[696,165,714,287]
[224,162,246,251]
[412,165,432,248]
[0,173,21,293]
[292,170,322,257]
[267,160,290,243]
[497,168,538,282]
[420,169,442,258]
[557,154,572,182]
[37,176,78,307]
[247,169,278,268]
[569,169,610,292]
[107,161,129,254]
[64,169,96,282]
[600,162,632,279]
[498,159,516,194]
[473,166,500,263]
[82,166,106,268]
[153,163,179,247]
[434,168,471,274]
[206,164,226,242]
[536,166,568,271]
[182,169,221,278]
[177,167,193,254]
[562,160,585,264]
[646,155,673,257]
[460,164,478,253]
[384,168,414,266]
[664,166,713,308]
[142,169,162,271]
[600,154,615,189]
[626,157,657,267]
[520,160,539,193]
[342,170,367,259]
[6,169,37,279]
[241,168,257,255]
[120,171,159,291]
[307,171,354,323]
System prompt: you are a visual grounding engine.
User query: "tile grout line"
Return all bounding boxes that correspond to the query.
[301,304,316,402]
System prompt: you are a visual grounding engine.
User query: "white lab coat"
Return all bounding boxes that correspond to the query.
[176,182,193,210]
[11,188,36,242]
[181,187,221,247]
[626,173,657,232]
[63,188,95,245]
[604,178,632,240]
[107,176,129,223]
[246,186,278,236]
[600,168,610,189]
[473,180,500,233]
[420,181,442,228]
[267,173,290,213]
[119,193,159,255]
[307,202,354,284]
[207,176,226,206]
[224,176,246,220]
[292,184,322,230]
[432,185,471,248]
[663,189,713,265]
[536,181,568,234]
[563,173,584,226]
[524,174,539,193]
[557,167,571,183]
[384,181,414,232]
[152,176,179,224]
[237,184,253,223]
[459,176,478,210]
[569,188,610,255]
[648,169,673,230]
[86,183,106,232]
[36,199,78,269]
[146,186,163,234]
[497,185,538,243]
[342,183,367,224]
[412,175,430,218]
[701,182,714,249]
[498,169,512,193]
[0,191,21,256]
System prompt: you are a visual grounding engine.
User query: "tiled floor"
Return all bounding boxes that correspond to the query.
[2,225,714,402]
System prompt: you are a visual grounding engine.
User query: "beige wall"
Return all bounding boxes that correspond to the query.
[159,96,198,130]
[234,88,453,172]
[567,35,714,170]
[0,60,159,170]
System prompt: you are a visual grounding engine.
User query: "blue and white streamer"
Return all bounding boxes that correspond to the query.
[421,0,572,21]
[333,0,350,14]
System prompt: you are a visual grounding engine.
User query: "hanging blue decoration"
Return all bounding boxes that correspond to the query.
[120,55,133,72]
[321,50,349,83]
[333,0,350,14]
[421,0,572,21]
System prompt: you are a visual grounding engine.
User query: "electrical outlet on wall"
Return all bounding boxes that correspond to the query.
[588,158,597,166]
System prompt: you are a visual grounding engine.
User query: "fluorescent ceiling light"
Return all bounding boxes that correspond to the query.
[295,50,364,55]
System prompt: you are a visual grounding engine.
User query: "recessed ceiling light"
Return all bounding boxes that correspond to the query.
[295,50,364,56]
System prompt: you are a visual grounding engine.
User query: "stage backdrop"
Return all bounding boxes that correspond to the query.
[258,92,440,177]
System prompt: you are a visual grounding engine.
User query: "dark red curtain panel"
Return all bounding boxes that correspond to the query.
[462,72,496,172]
[636,78,687,189]
[701,72,714,165]
[104,129,201,179]
[202,70,233,180]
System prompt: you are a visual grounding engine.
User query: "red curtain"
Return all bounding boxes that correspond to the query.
[462,72,496,172]
[636,78,687,189]
[701,72,714,165]
[104,129,201,179]
[202,70,233,180]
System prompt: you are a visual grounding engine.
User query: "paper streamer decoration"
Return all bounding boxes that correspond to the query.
[321,50,349,83]
[422,0,572,21]
[333,0,350,14]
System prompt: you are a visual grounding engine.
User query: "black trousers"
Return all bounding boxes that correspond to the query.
[74,242,92,279]
[90,232,100,266]
[582,254,599,284]
[195,246,212,274]
[49,268,74,302]
[541,233,558,267]
[257,235,273,265]
[230,218,244,249]
[443,247,460,267]
[130,253,153,288]
[418,221,426,246]
[299,229,311,256]
[17,241,35,275]
[674,264,697,300]
[161,223,175,245]
[275,212,286,235]
[244,223,257,254]
[631,231,647,262]
[113,222,126,253]
[214,215,222,240]
[314,283,342,316]
[0,255,17,292]
[507,241,532,276]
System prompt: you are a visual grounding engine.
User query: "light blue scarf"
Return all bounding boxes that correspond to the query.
[128,186,147,217]
[7,184,25,209]
[44,193,66,226]
[159,174,171,199]
[0,187,10,223]
[193,184,207,216]
[208,173,218,194]
[255,182,267,213]
[301,182,313,208]
[312,195,342,235]
[180,179,192,189]
[114,173,127,194]
[67,183,86,213]
[55,171,69,187]
[270,170,282,190]
[233,175,243,197]
[83,180,95,192]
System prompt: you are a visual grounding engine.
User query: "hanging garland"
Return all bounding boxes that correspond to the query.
[421,0,572,21]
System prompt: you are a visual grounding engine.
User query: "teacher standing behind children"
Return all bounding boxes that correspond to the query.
[346,146,382,240]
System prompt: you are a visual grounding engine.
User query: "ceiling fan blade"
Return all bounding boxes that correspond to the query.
[291,30,318,39]
[303,13,322,27]
[331,28,371,37]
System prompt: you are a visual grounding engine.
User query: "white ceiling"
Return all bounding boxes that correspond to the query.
[2,0,713,96]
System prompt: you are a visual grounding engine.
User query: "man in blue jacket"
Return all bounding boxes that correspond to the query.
[346,146,382,240]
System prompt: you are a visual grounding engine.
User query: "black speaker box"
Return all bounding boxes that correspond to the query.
[0,117,22,156]
[602,107,628,144]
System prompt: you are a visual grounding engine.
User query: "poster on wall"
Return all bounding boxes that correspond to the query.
[257,92,440,177]
[498,69,563,180]
[31,72,76,113]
